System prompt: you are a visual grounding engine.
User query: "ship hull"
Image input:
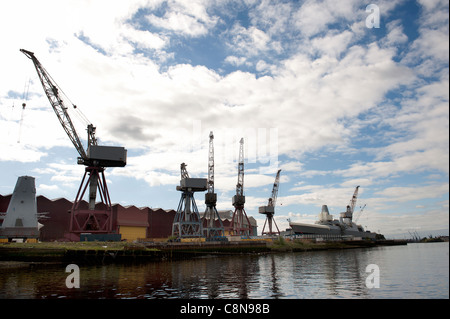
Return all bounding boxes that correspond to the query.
[290,222,377,239]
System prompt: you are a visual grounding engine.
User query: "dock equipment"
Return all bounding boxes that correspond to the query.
[230,138,252,236]
[339,186,360,225]
[172,163,206,238]
[20,49,127,240]
[259,169,281,236]
[202,132,225,238]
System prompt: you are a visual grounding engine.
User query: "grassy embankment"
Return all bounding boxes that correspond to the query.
[0,241,160,262]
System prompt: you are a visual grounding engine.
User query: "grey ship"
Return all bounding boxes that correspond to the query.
[289,204,378,239]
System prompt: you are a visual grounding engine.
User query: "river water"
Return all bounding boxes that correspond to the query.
[0,242,448,299]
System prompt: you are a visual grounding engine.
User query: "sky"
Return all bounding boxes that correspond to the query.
[0,0,448,238]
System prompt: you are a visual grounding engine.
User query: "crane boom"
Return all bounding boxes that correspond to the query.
[20,49,96,165]
[268,169,281,207]
[180,162,190,179]
[349,186,360,214]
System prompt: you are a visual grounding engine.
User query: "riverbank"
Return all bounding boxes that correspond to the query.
[269,237,407,252]
[0,239,407,265]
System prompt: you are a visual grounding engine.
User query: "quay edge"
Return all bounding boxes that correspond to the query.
[0,239,407,264]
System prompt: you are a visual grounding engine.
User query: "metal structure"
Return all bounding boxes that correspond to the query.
[20,49,127,239]
[354,203,367,224]
[259,169,281,236]
[172,163,207,238]
[230,138,252,236]
[349,186,360,215]
[202,132,224,238]
[340,186,360,224]
[0,176,39,240]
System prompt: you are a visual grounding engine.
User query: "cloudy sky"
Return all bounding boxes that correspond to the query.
[0,0,448,238]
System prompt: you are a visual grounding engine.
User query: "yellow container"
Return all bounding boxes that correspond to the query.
[180,237,206,243]
[119,226,147,242]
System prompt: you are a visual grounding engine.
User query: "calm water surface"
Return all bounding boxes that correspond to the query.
[0,242,448,299]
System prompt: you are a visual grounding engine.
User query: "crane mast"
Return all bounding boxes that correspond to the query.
[236,138,244,197]
[231,138,252,236]
[207,131,214,195]
[202,132,224,238]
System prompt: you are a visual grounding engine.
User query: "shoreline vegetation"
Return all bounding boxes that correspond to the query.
[0,238,412,266]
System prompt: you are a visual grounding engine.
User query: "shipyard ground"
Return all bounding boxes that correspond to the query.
[0,239,407,265]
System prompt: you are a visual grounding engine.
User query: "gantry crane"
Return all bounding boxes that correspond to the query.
[230,138,252,236]
[259,169,281,236]
[202,131,224,239]
[20,49,127,240]
[172,163,206,238]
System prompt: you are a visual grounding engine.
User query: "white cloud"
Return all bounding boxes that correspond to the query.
[311,30,354,58]
[38,184,59,192]
[227,25,273,57]
[224,55,248,66]
[294,0,336,37]
[381,20,409,47]
[374,183,449,203]
[145,0,219,37]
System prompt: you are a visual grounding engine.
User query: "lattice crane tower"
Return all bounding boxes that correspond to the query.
[172,163,207,238]
[230,138,252,236]
[202,132,225,239]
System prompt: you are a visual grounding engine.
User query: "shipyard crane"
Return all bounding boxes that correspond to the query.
[202,132,224,239]
[231,138,252,236]
[259,169,281,236]
[349,186,360,215]
[172,163,207,238]
[354,203,367,224]
[20,49,127,240]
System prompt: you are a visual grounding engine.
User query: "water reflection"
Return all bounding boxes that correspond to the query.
[1,243,448,299]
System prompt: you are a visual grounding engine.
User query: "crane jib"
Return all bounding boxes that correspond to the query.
[20,48,87,161]
[20,49,127,168]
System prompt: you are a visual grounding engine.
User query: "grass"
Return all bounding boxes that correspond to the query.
[0,241,157,251]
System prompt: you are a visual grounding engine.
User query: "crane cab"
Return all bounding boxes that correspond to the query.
[86,145,127,167]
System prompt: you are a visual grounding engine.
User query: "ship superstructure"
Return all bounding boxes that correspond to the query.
[289,187,378,239]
